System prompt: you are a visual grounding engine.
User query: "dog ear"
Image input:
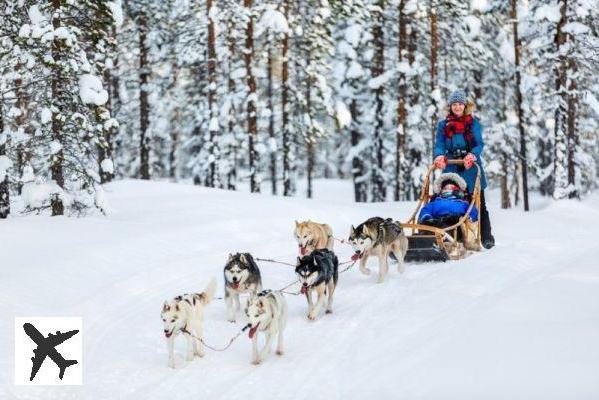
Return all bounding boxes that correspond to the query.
[175,303,180,312]
[313,256,318,266]
[296,256,302,265]
[295,220,299,227]
[240,254,247,264]
[349,225,355,235]
[227,253,233,262]
[162,301,169,312]
[257,299,264,309]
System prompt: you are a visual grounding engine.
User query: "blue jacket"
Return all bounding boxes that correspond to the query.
[418,197,479,223]
[433,117,487,193]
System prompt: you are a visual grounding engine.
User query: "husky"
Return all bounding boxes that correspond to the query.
[161,278,217,368]
[348,217,408,283]
[245,290,287,365]
[294,220,334,256]
[223,253,262,322]
[295,249,339,320]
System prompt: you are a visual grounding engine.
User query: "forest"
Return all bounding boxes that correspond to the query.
[0,0,597,217]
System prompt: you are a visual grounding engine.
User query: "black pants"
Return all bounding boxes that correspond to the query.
[479,190,493,241]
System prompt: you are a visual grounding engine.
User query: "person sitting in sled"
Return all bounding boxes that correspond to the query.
[432,89,495,249]
[418,172,478,226]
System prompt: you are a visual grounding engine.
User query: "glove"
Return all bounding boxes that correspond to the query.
[434,155,447,170]
[463,153,476,169]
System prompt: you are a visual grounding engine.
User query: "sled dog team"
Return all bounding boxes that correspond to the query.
[161,217,408,367]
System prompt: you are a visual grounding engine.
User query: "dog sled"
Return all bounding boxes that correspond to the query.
[401,160,482,262]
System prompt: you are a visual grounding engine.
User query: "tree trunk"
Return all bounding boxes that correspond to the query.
[500,155,511,209]
[207,0,217,188]
[282,0,291,196]
[350,99,367,203]
[553,0,569,200]
[99,66,115,184]
[244,0,259,193]
[227,30,237,190]
[267,46,277,195]
[566,51,578,198]
[0,101,9,219]
[429,3,438,150]
[371,0,386,202]
[511,0,529,211]
[395,0,407,201]
[306,51,314,199]
[51,0,65,216]
[138,12,150,180]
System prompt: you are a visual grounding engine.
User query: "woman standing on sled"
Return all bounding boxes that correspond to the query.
[432,89,495,249]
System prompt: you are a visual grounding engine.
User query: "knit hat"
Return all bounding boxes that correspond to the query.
[448,89,467,106]
[433,172,467,194]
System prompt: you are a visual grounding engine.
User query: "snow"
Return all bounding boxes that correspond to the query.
[41,107,52,124]
[368,70,395,89]
[563,22,590,35]
[345,61,363,79]
[1,180,598,399]
[107,1,124,27]
[344,24,362,47]
[256,6,290,36]
[79,74,109,106]
[335,100,352,129]
[28,5,45,25]
[100,159,114,175]
[463,15,481,39]
[0,155,12,177]
[19,181,71,210]
[208,117,219,132]
[18,24,31,38]
[535,3,561,23]
[584,91,599,117]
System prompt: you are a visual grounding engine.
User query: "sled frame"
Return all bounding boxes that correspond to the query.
[401,160,482,261]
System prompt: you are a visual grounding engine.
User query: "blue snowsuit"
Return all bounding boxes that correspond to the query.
[433,117,487,194]
[418,196,479,223]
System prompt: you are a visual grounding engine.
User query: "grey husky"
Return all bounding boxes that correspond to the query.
[348,217,408,283]
[223,253,262,322]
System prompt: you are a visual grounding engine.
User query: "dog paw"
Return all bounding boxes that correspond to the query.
[276,349,284,356]
[195,351,205,358]
[397,264,405,274]
[168,361,175,369]
[251,358,261,365]
[376,277,385,284]
[325,309,332,314]
[360,267,371,276]
[227,318,236,323]
[308,313,317,320]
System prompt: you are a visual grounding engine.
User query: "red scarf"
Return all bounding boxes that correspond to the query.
[444,113,474,143]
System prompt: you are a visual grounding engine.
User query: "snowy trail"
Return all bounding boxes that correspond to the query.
[1,180,598,399]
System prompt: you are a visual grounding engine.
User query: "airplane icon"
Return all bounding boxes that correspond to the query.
[23,322,79,381]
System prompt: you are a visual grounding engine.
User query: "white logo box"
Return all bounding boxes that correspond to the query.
[14,317,83,386]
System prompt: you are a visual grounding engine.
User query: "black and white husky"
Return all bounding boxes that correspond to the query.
[295,249,339,320]
[160,278,216,368]
[223,253,262,322]
[245,290,287,365]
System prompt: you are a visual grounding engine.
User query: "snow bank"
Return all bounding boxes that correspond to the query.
[20,181,71,209]
[1,181,598,399]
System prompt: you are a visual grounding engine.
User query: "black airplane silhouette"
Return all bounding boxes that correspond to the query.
[23,322,79,381]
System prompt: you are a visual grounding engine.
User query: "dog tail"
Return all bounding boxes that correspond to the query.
[202,277,217,304]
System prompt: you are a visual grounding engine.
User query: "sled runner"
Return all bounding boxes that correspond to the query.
[401,160,482,262]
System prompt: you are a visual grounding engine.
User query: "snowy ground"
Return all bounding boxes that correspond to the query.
[1,179,598,400]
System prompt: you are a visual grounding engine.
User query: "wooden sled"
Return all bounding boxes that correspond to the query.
[401,159,482,262]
